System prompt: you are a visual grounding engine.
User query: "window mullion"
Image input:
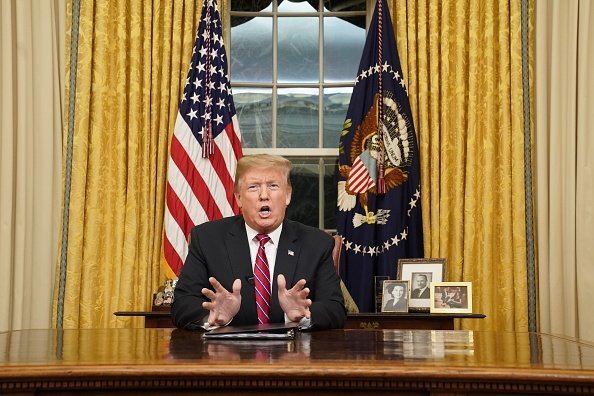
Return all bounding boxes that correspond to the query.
[319,158,325,229]
[318,1,324,228]
[272,1,278,148]
[318,7,324,150]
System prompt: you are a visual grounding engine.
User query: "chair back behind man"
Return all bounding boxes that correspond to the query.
[330,233,359,313]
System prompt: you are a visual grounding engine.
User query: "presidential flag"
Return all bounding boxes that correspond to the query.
[336,0,423,312]
[164,0,242,277]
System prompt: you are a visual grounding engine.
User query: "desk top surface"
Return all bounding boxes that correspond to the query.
[3,328,594,394]
[1,328,593,378]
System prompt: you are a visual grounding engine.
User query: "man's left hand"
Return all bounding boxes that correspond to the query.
[277,274,311,322]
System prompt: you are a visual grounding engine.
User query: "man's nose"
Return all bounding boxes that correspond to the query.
[258,187,269,199]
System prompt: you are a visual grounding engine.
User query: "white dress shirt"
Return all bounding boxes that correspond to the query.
[245,223,283,282]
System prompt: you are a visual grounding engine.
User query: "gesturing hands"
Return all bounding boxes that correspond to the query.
[277,274,311,322]
[201,277,241,326]
[201,275,311,325]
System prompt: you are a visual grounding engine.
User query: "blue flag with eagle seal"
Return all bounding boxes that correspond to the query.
[337,0,424,312]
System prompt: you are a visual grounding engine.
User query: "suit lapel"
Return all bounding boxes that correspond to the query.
[270,220,300,322]
[226,217,257,321]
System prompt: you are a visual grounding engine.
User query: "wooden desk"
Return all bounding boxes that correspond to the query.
[114,310,485,330]
[1,328,594,394]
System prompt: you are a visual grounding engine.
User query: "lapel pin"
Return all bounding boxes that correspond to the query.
[288,250,294,256]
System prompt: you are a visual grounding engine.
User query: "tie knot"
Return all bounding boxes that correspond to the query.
[256,234,271,246]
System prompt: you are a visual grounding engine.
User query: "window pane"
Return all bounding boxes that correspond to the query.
[286,158,319,227]
[231,17,272,83]
[278,16,319,83]
[323,87,351,148]
[277,88,318,148]
[285,157,339,229]
[324,16,366,82]
[323,158,339,229]
[234,87,272,148]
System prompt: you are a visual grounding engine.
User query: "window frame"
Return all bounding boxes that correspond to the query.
[224,0,373,228]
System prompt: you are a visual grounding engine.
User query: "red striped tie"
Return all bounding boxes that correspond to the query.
[254,234,272,324]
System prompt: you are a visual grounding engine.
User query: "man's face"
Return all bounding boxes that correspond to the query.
[416,275,427,289]
[235,166,292,234]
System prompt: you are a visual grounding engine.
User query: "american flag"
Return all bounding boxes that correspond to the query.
[164,0,242,277]
[348,156,376,193]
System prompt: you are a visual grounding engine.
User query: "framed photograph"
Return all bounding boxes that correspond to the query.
[397,258,447,312]
[430,282,473,314]
[381,280,409,313]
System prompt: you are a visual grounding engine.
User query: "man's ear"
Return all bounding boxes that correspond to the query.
[234,192,242,208]
[285,188,292,206]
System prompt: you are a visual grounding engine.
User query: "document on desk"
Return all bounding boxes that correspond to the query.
[202,322,298,340]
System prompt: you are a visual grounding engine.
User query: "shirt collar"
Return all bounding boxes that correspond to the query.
[244,222,283,246]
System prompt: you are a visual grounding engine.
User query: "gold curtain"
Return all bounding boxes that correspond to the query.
[55,0,202,328]
[57,0,535,331]
[391,0,535,331]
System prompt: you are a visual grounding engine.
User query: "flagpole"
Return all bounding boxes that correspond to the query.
[376,0,386,194]
[203,1,214,158]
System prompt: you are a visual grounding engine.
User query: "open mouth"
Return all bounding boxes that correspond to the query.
[259,206,271,217]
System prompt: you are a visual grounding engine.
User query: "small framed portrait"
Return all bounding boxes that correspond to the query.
[397,258,447,312]
[381,280,409,313]
[430,282,473,314]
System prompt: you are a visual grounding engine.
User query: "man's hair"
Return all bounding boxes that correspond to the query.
[234,154,292,192]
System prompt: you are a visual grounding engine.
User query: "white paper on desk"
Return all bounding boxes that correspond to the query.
[202,322,298,340]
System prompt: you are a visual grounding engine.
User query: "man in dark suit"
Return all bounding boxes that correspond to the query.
[410,274,430,299]
[172,154,346,330]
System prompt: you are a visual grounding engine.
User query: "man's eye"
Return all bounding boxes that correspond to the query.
[247,185,258,192]
[269,184,279,191]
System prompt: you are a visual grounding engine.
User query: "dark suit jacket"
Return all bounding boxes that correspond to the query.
[172,215,346,330]
[411,287,430,299]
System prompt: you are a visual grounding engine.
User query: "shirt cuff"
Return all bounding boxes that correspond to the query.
[201,316,233,331]
[297,317,312,330]
[284,314,312,330]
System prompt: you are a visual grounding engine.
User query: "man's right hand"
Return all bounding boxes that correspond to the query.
[201,277,242,326]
